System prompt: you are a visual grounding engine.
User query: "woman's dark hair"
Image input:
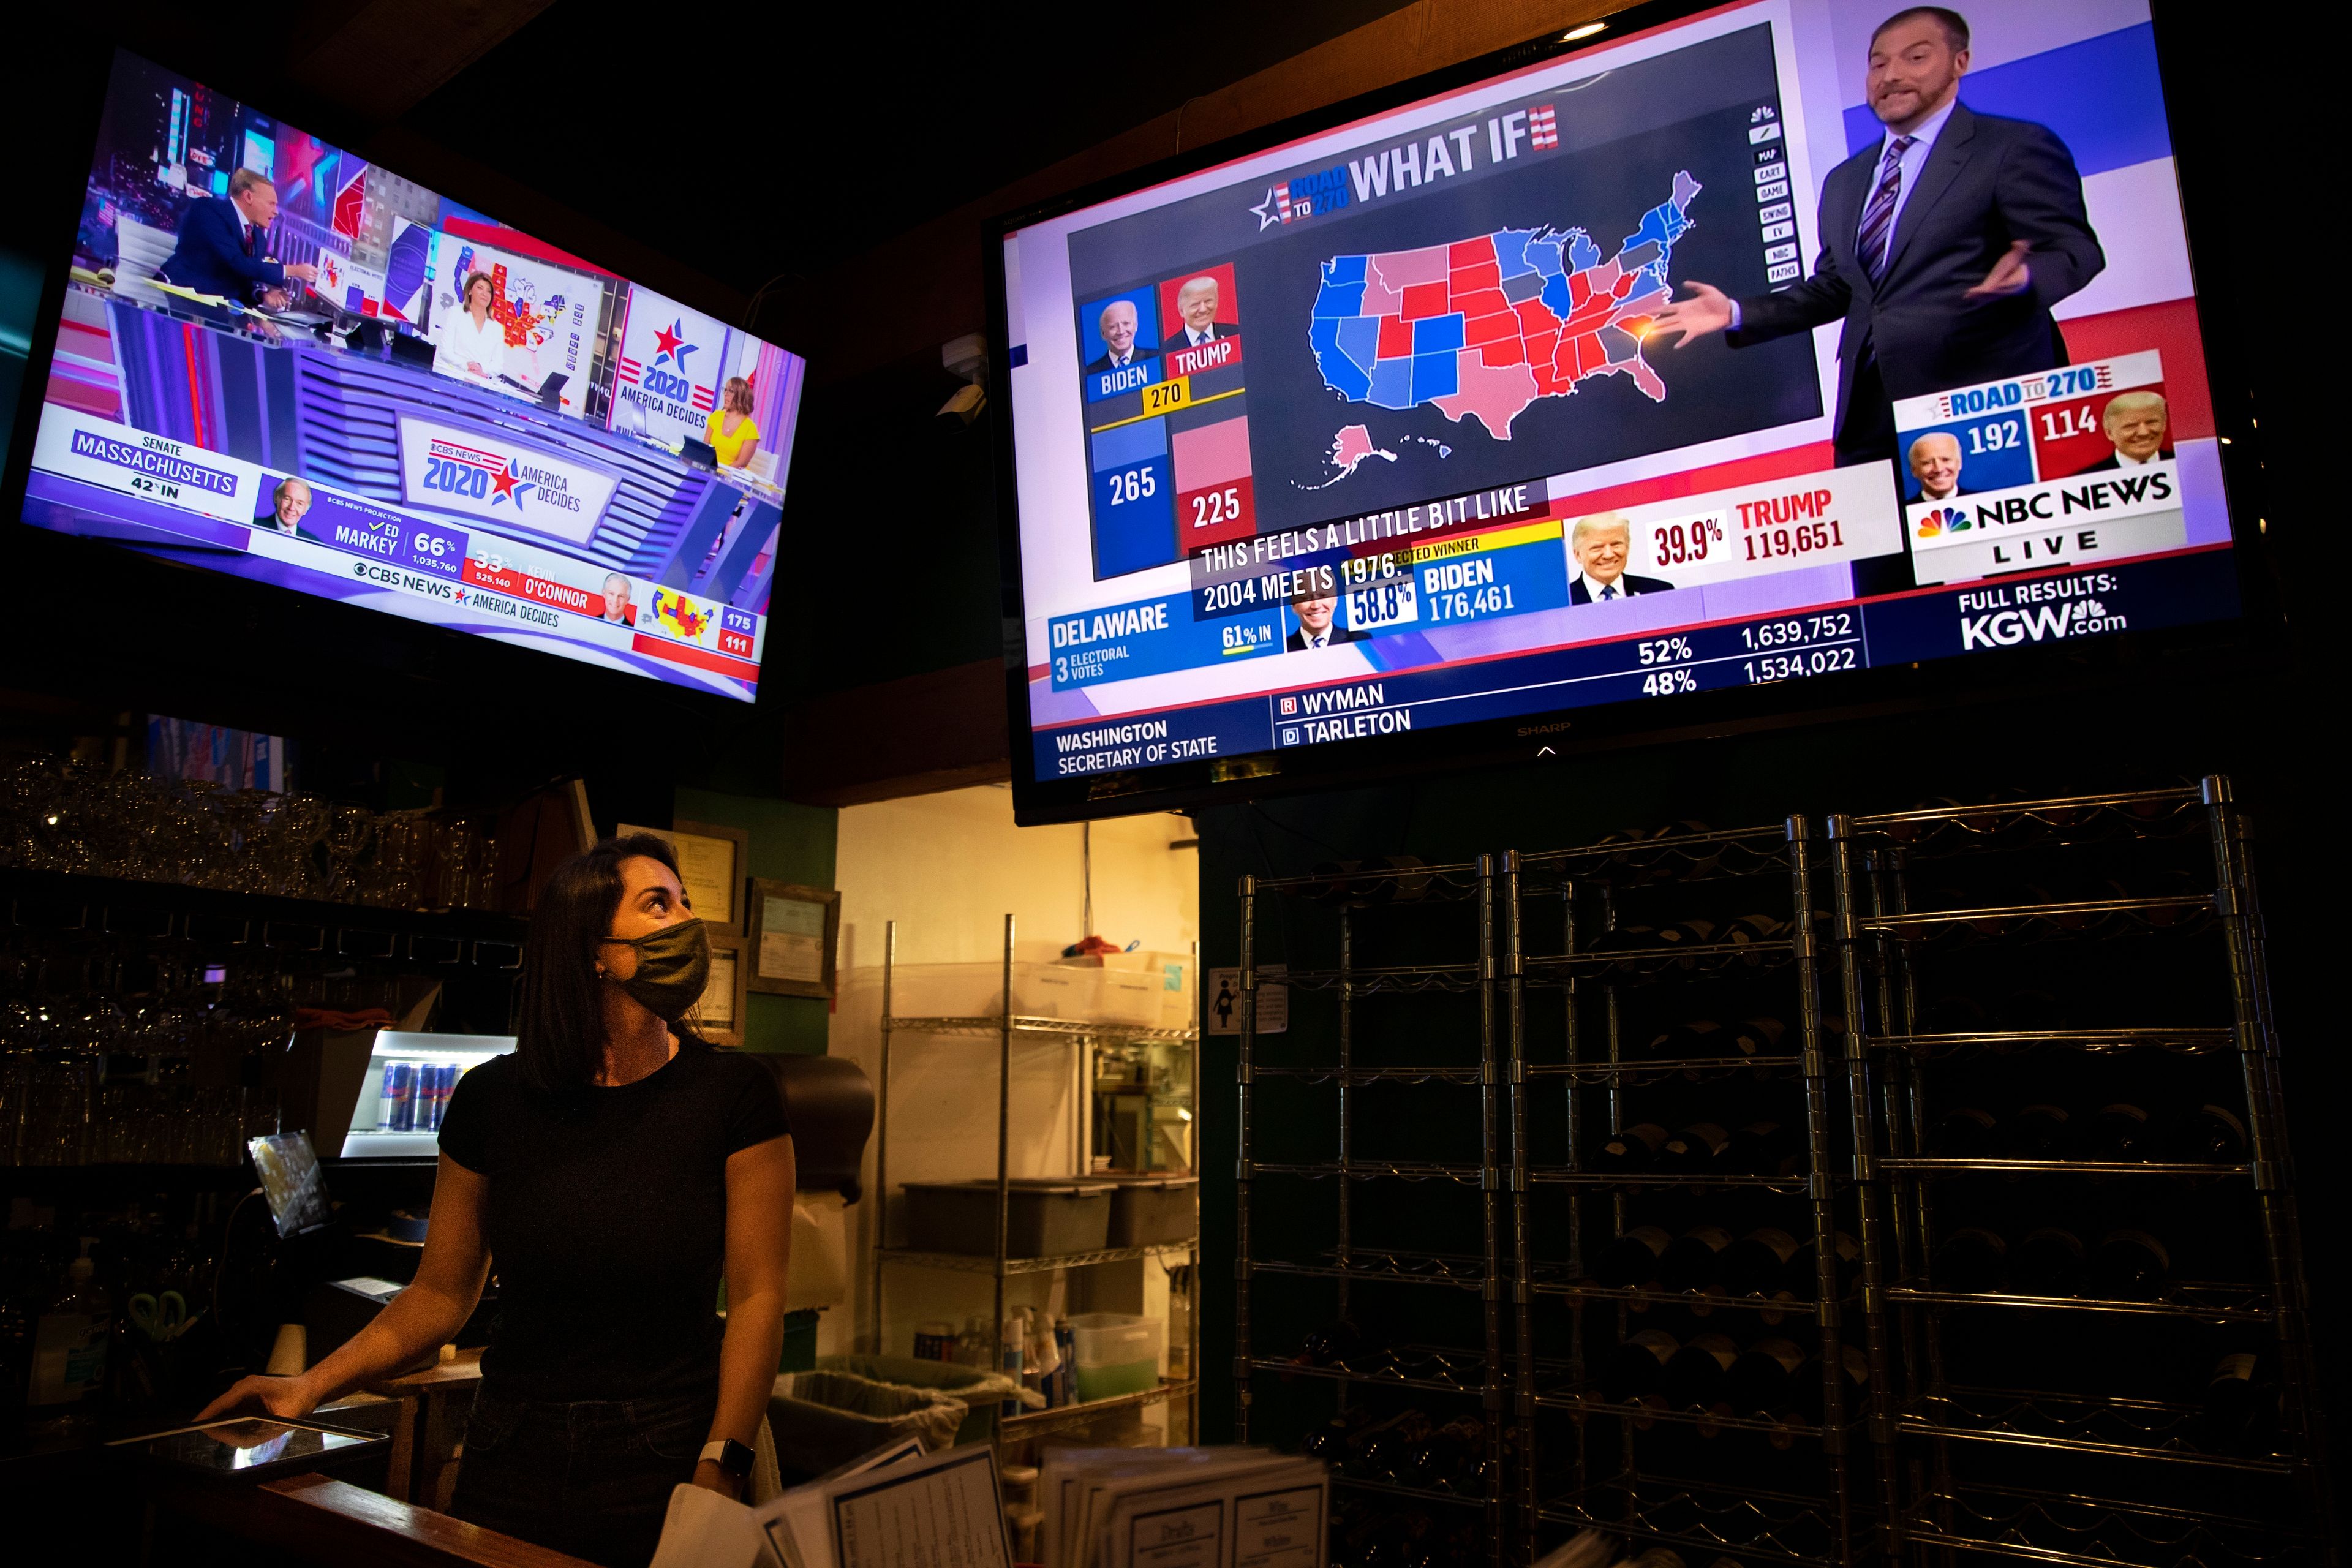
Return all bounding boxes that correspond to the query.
[514,833,700,1092]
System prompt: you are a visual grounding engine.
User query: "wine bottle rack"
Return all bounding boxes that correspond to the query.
[1227,781,2333,1568]
[1234,855,1510,1567]
[1827,778,2337,1567]
[1506,820,1882,1568]
[1542,1474,1844,1566]
[1899,1477,2321,1568]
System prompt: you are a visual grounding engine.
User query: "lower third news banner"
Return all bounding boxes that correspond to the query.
[1033,546,2236,778]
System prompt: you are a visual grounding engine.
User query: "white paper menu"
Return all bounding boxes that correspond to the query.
[760,1442,1012,1568]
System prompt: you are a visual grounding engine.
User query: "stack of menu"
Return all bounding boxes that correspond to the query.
[654,1441,1325,1568]
[1041,1448,1325,1568]
[652,1438,993,1568]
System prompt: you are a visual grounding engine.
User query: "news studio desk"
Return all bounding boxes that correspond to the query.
[44,293,776,606]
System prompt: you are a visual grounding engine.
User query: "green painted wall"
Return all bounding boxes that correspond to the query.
[673,786,837,1055]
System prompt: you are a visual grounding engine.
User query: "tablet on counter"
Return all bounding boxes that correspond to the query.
[111,1415,390,1482]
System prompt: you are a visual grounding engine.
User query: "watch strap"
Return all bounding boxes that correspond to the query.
[700,1438,756,1478]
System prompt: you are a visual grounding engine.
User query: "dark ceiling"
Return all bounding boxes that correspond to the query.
[399,0,1420,301]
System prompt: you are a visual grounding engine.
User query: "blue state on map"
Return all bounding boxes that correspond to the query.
[1308,172,1703,461]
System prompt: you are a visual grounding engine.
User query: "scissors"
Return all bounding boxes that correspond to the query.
[129,1291,194,1341]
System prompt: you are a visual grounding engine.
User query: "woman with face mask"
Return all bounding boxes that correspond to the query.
[197,835,796,1566]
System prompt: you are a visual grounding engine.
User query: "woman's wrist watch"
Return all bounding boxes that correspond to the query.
[700,1438,755,1487]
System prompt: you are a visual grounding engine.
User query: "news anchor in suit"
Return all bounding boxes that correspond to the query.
[1647,7,2104,467]
[156,168,317,303]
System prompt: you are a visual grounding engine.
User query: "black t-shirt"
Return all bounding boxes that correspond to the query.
[437,1041,789,1401]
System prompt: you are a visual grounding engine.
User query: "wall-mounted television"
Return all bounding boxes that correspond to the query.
[13,51,799,703]
[991,0,2253,820]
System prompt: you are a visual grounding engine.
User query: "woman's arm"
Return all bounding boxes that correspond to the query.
[698,1133,795,1495]
[197,1155,494,1421]
[733,435,760,469]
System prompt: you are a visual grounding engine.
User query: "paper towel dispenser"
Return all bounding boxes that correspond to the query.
[753,1054,874,1203]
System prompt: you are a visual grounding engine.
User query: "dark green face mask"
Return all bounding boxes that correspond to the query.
[601,918,710,1022]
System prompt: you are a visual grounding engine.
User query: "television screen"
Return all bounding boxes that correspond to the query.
[995,0,2241,809]
[19,51,800,701]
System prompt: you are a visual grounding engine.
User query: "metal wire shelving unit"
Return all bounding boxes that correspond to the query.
[1826,778,2336,1568]
[1507,820,1885,1568]
[1234,855,1511,1568]
[869,916,1200,1449]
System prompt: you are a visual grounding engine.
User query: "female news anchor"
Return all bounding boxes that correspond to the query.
[434,270,508,383]
[199,835,796,1566]
[705,375,760,469]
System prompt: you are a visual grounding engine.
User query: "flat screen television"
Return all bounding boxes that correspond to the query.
[12,50,799,702]
[990,0,2256,821]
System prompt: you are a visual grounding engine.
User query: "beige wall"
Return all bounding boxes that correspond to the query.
[823,786,1199,1357]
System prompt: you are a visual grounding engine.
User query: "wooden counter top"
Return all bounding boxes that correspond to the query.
[371,1346,486,1393]
[251,1472,598,1567]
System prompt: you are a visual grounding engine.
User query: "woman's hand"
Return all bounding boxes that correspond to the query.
[195,1372,321,1425]
[691,1458,742,1498]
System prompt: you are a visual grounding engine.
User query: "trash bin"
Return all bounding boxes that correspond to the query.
[767,1355,1021,1477]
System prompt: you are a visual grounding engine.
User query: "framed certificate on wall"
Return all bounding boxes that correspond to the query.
[748,881,839,999]
[694,929,750,1047]
[617,821,750,933]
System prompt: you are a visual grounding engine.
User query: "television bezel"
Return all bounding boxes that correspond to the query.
[983,0,2283,827]
[0,43,805,728]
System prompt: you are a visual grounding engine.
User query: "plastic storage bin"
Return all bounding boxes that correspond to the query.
[1091,951,1197,1031]
[870,956,1195,1028]
[1101,1175,1198,1248]
[1092,968,1164,1027]
[1066,1312,1166,1401]
[902,1180,1113,1257]
[873,961,1091,1020]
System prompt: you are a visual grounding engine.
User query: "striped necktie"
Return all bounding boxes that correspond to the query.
[1855,135,1915,285]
